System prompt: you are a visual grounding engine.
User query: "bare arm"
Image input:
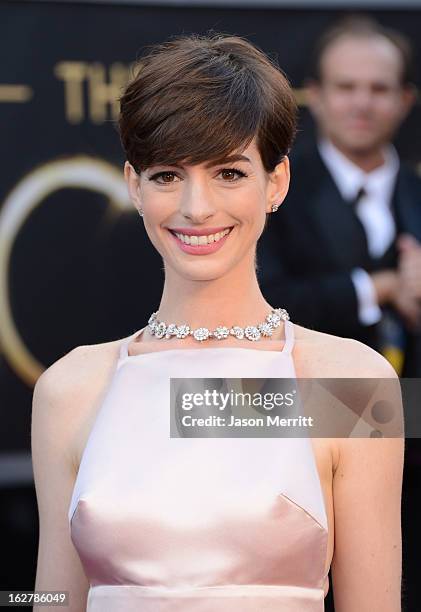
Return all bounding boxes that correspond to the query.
[31,349,90,612]
[331,355,404,611]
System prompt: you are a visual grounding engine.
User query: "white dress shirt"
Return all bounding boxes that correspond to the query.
[318,139,400,325]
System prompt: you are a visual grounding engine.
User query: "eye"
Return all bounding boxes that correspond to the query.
[334,81,355,92]
[148,166,248,185]
[371,84,391,94]
[148,171,180,185]
[219,167,248,182]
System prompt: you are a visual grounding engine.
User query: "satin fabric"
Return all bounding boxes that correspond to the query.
[69,320,329,610]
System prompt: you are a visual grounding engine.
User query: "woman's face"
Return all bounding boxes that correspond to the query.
[125,137,289,281]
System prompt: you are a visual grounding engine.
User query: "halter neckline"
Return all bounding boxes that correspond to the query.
[119,319,295,362]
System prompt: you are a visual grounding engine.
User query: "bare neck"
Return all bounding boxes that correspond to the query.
[156,252,275,331]
[330,140,387,173]
[343,150,386,173]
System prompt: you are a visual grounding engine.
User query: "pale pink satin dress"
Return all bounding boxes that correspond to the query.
[68,319,329,611]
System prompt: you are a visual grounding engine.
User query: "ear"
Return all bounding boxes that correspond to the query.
[266,156,290,214]
[399,84,417,122]
[305,78,323,121]
[124,161,142,213]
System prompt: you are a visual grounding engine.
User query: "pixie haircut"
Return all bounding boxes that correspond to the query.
[118,32,297,175]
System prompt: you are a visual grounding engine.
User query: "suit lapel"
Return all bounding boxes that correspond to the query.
[392,166,421,240]
[305,149,371,270]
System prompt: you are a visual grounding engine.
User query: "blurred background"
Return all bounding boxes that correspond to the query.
[1,0,420,610]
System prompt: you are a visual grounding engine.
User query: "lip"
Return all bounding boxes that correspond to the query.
[168,226,234,236]
[167,226,234,255]
[347,118,373,128]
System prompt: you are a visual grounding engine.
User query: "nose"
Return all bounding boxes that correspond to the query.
[178,173,217,223]
[352,86,374,111]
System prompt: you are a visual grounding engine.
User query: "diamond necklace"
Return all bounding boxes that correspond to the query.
[147,307,290,342]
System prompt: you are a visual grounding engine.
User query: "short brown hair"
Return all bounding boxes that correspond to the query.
[118,32,297,174]
[310,15,415,86]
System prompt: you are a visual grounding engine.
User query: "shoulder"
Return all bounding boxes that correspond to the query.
[293,323,398,379]
[294,324,404,472]
[293,323,402,455]
[33,336,124,403]
[32,335,129,471]
[398,160,421,184]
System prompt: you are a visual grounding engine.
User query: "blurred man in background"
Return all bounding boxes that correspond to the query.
[258,17,421,608]
[258,15,421,377]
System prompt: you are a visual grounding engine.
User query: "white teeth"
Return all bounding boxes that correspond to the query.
[173,227,231,245]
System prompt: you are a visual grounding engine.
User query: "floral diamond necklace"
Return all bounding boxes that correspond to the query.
[147,307,290,342]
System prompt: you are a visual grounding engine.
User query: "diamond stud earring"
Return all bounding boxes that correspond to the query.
[138,208,144,217]
[271,202,281,213]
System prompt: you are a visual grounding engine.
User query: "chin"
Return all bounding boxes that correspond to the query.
[172,262,233,282]
[339,136,382,156]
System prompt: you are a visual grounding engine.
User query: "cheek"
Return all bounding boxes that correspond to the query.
[141,219,163,253]
[375,99,403,122]
[141,189,177,223]
[238,191,267,225]
[240,200,268,236]
[140,195,172,247]
[319,94,349,122]
[331,95,354,115]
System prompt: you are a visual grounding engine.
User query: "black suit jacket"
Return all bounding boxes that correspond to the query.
[256,143,421,376]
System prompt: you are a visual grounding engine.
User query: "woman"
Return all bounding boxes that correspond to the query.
[32,33,404,611]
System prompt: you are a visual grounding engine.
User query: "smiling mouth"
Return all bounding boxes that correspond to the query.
[168,227,234,246]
